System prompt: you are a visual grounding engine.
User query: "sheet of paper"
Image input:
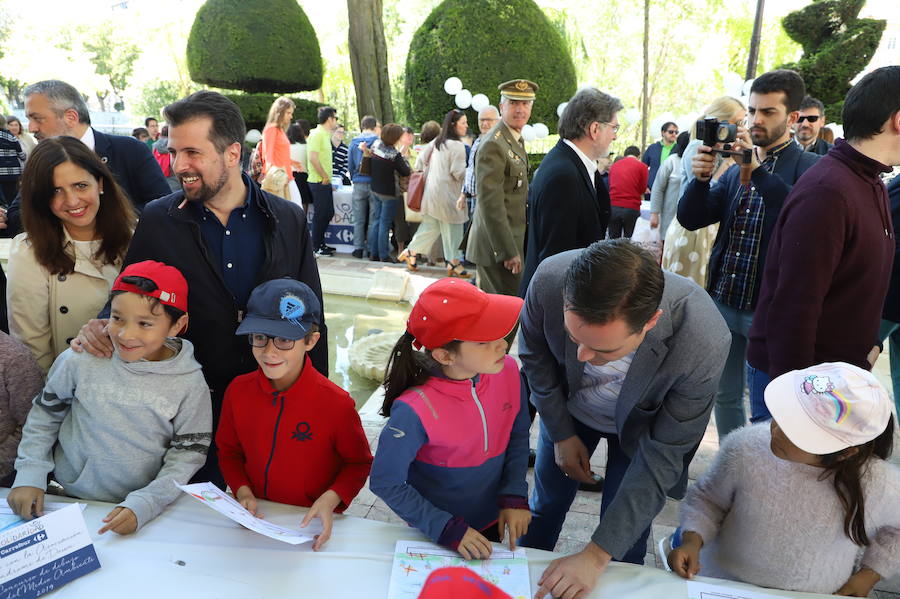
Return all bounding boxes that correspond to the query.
[177,482,319,545]
[387,540,530,599]
[687,580,792,599]
[0,501,87,533]
[0,503,100,599]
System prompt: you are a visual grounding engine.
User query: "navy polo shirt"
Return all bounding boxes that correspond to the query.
[190,186,266,309]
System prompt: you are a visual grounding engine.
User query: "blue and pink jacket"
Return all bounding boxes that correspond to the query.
[370,356,530,548]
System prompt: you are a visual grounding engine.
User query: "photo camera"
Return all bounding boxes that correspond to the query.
[695,117,738,147]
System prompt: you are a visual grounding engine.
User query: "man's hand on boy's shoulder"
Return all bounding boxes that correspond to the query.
[99,507,138,535]
[71,318,113,358]
[6,486,45,520]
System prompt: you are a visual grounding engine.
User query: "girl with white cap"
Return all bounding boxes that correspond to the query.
[668,362,898,596]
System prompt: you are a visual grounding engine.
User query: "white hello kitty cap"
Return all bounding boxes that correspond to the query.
[764,362,892,455]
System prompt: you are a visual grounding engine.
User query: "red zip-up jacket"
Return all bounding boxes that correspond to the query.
[216,356,372,509]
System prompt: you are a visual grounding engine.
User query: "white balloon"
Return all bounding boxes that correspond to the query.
[245,129,262,144]
[675,114,695,137]
[521,124,537,142]
[741,78,754,98]
[557,102,568,117]
[471,93,489,112]
[454,89,472,109]
[444,77,463,95]
[723,71,743,97]
[533,123,549,139]
[623,108,640,125]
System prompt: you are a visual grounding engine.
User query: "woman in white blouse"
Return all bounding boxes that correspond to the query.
[8,136,135,373]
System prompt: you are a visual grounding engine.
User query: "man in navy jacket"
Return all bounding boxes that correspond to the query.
[641,121,678,193]
[1,80,170,236]
[520,87,621,296]
[73,91,327,487]
[678,69,818,438]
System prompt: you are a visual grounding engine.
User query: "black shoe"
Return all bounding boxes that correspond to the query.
[382,256,399,264]
[315,245,335,257]
[528,449,536,468]
[578,474,605,493]
[369,255,380,262]
[323,244,336,252]
[352,249,364,259]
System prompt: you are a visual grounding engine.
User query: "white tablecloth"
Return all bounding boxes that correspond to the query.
[0,490,838,599]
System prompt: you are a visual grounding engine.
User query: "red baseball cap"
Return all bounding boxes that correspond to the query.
[417,567,512,599]
[407,279,523,350]
[112,261,189,312]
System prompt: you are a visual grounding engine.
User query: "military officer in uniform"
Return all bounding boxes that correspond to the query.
[467,79,537,298]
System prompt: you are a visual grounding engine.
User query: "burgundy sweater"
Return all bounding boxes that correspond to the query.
[747,139,894,377]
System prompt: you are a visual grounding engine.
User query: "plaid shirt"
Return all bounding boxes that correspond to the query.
[462,135,484,198]
[0,131,25,177]
[710,140,794,310]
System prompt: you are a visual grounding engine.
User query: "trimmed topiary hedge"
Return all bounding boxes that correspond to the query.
[780,0,885,120]
[224,94,325,132]
[405,0,576,133]
[187,0,323,93]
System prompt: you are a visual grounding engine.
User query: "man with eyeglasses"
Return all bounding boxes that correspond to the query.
[794,95,833,155]
[642,121,679,194]
[520,87,621,295]
[461,105,500,223]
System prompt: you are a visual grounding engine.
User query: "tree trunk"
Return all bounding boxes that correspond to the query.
[347,0,394,126]
[745,0,765,80]
[640,0,650,151]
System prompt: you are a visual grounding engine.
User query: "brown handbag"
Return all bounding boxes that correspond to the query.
[406,171,425,211]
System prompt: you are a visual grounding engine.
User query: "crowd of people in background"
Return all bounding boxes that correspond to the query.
[0,63,896,599]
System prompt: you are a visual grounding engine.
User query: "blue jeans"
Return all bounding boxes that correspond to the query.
[878,319,900,415]
[713,300,753,438]
[352,182,377,251]
[309,182,334,249]
[368,193,399,260]
[747,364,772,422]
[519,418,650,564]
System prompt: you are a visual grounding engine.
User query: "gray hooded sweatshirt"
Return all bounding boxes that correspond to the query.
[14,339,212,529]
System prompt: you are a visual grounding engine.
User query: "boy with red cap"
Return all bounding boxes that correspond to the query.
[370,279,531,560]
[8,261,212,535]
[216,278,372,551]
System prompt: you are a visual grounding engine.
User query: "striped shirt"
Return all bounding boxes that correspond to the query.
[710,140,793,310]
[567,351,636,433]
[332,141,349,180]
[463,135,484,198]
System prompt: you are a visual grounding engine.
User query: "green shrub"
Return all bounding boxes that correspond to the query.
[780,0,885,120]
[187,0,323,93]
[527,153,546,181]
[405,0,576,133]
[224,93,325,131]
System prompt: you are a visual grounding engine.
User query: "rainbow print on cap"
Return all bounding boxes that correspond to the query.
[801,375,850,424]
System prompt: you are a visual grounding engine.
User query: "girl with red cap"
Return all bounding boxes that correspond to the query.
[370,279,531,560]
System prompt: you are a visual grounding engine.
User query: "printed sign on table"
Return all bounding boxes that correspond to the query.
[0,503,100,598]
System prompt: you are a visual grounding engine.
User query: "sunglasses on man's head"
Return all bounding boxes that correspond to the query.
[797,115,820,123]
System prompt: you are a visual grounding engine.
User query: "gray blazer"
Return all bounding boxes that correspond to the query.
[519,250,731,559]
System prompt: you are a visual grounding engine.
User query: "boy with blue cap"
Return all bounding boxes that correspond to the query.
[216,278,372,550]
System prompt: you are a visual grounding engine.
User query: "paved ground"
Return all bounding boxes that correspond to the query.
[319,252,900,597]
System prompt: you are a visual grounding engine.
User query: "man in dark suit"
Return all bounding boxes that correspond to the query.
[794,95,833,155]
[521,241,730,599]
[0,80,170,236]
[520,87,621,296]
[641,121,678,194]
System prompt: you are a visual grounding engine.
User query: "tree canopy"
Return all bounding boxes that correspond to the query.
[187,0,323,93]
[404,0,577,131]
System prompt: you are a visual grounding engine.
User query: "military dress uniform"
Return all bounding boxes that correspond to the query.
[466,79,537,297]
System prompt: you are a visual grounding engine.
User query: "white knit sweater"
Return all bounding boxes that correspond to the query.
[680,424,900,594]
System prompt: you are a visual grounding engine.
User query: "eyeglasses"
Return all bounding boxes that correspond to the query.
[600,122,620,133]
[247,334,296,350]
[797,115,820,123]
[665,129,678,134]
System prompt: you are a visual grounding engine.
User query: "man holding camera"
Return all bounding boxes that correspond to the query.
[676,69,819,438]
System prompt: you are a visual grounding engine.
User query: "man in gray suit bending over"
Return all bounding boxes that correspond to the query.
[520,239,730,599]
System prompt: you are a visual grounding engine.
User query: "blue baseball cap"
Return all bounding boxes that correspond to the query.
[235,278,321,340]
